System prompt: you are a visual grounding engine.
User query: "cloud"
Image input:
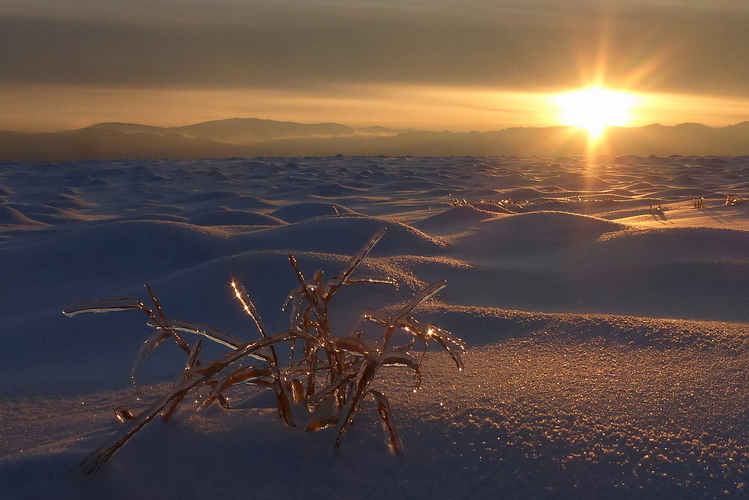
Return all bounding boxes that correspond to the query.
[2,1,749,98]
[0,8,568,90]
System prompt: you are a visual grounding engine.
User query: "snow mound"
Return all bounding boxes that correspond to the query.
[175,190,242,204]
[457,211,625,253]
[229,215,446,257]
[544,173,610,190]
[414,205,500,235]
[668,174,699,186]
[138,249,423,335]
[7,203,90,225]
[470,202,516,214]
[216,196,274,209]
[34,193,96,210]
[0,220,226,318]
[271,202,358,223]
[598,226,749,262]
[648,187,715,199]
[189,209,285,226]
[416,302,749,349]
[498,188,548,201]
[308,182,365,197]
[0,205,46,226]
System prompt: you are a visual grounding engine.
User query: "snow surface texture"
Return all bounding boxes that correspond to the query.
[2,155,749,499]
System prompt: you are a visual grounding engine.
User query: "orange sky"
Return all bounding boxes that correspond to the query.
[3,0,749,132]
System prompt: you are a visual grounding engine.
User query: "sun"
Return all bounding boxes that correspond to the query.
[554,87,637,139]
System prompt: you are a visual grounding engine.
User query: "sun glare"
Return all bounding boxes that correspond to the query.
[554,88,637,139]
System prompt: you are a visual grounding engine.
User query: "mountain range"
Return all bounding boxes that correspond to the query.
[2,118,749,161]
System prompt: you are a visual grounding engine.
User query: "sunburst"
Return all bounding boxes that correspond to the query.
[554,87,637,139]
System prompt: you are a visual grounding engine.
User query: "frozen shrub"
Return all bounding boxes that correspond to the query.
[65,228,465,473]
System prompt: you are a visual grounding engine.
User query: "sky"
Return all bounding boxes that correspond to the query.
[3,0,749,132]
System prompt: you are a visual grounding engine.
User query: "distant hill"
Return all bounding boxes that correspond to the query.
[88,118,400,144]
[245,122,749,157]
[2,118,749,161]
[0,128,257,162]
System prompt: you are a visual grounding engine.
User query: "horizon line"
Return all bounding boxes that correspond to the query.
[5,118,749,135]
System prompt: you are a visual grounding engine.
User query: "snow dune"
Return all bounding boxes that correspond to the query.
[2,155,749,498]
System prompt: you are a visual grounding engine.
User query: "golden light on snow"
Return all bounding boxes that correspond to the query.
[554,88,638,139]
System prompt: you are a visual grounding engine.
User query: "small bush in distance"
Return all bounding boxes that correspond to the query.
[64,228,465,473]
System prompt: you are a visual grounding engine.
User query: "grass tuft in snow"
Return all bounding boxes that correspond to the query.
[64,228,464,473]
